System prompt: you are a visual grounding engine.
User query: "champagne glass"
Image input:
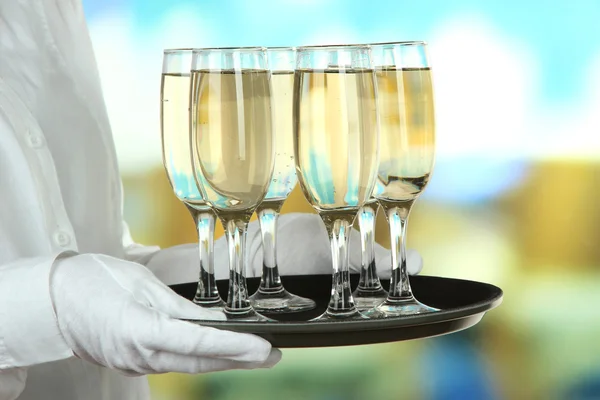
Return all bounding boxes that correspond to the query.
[249,47,316,313]
[160,49,224,309]
[191,47,274,321]
[353,197,388,310]
[366,41,438,317]
[294,44,379,321]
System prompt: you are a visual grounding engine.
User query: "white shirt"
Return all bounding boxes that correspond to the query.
[0,2,381,398]
[0,1,157,399]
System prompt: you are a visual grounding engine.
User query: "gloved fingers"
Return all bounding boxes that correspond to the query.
[375,247,424,279]
[143,279,226,321]
[214,218,266,279]
[273,213,333,276]
[213,236,230,281]
[219,212,424,281]
[145,244,202,286]
[137,310,274,363]
[138,347,282,375]
[348,227,365,273]
[271,213,424,279]
[245,218,264,278]
[406,249,424,275]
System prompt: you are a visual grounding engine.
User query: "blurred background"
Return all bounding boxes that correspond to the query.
[82,0,600,399]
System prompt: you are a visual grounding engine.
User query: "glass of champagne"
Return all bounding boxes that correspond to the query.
[191,47,274,321]
[249,47,316,313]
[366,41,438,317]
[160,49,224,309]
[294,44,379,321]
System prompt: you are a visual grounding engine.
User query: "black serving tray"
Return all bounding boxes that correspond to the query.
[170,274,502,348]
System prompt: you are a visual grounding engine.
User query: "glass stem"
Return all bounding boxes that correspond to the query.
[326,217,356,315]
[385,200,415,301]
[257,207,284,294]
[185,205,221,305]
[222,218,252,313]
[357,203,383,292]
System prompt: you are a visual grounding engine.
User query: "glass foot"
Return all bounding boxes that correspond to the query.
[193,297,226,309]
[224,307,275,322]
[362,297,439,318]
[250,289,316,314]
[352,287,388,311]
[310,308,367,322]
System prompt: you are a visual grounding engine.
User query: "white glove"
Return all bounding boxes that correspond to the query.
[50,254,281,376]
[148,213,423,285]
[255,213,423,278]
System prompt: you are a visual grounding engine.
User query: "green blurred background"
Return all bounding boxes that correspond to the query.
[84,0,600,399]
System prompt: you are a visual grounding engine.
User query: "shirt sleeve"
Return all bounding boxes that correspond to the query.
[0,112,74,370]
[0,254,76,370]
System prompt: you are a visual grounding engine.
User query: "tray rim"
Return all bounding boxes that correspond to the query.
[174,275,503,334]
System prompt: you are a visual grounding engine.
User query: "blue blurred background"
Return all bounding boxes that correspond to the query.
[82,1,600,399]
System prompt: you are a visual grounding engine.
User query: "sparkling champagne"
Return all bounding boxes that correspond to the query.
[262,71,298,210]
[293,68,379,219]
[192,69,273,219]
[375,67,435,202]
[160,72,205,207]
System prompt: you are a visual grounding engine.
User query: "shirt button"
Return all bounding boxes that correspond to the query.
[53,231,72,247]
[27,131,46,148]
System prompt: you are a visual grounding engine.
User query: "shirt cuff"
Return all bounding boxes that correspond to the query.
[0,253,75,368]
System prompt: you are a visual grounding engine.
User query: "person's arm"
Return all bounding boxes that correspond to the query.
[0,253,76,367]
[0,255,75,399]
[0,113,280,399]
[0,112,77,398]
[0,254,80,399]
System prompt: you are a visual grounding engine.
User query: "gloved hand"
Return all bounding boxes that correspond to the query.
[148,212,423,285]
[50,254,281,376]
[252,213,423,279]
